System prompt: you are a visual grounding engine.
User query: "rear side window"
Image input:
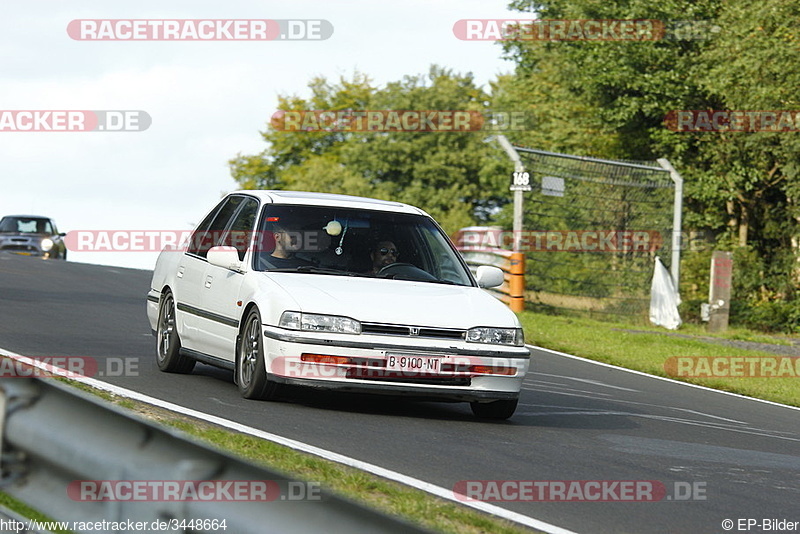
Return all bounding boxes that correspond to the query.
[221,197,259,261]
[187,196,246,258]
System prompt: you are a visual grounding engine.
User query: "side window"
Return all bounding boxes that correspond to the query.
[187,196,244,258]
[222,198,259,261]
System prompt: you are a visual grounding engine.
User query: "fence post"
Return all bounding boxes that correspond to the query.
[509,252,525,312]
[707,251,733,333]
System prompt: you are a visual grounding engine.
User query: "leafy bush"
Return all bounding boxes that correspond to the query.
[679,236,800,333]
[732,298,800,334]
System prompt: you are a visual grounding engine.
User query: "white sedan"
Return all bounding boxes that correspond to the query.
[146,190,530,419]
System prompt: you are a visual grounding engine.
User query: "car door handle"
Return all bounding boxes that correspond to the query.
[177,266,185,278]
[205,275,213,289]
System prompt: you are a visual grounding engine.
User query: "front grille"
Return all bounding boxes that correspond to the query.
[361,324,409,336]
[361,322,465,340]
[417,328,464,339]
[346,368,471,386]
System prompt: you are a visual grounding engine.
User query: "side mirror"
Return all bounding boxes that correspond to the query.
[207,246,243,272]
[475,265,504,288]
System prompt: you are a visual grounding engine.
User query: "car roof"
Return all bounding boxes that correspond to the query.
[231,190,429,216]
[1,215,54,220]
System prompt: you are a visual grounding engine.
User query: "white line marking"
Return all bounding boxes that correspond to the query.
[0,346,578,534]
[528,344,800,413]
[534,372,640,392]
[523,388,753,425]
[522,381,613,396]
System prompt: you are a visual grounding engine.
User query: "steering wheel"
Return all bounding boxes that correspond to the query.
[377,262,439,282]
[377,262,417,275]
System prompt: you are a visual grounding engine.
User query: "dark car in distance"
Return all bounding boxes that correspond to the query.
[0,215,67,259]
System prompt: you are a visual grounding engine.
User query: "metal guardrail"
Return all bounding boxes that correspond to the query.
[0,377,431,534]
[0,503,54,534]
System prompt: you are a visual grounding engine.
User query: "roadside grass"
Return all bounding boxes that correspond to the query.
[0,494,70,534]
[159,415,538,534]
[0,381,540,534]
[0,362,541,534]
[518,310,800,407]
[0,358,541,534]
[110,402,539,534]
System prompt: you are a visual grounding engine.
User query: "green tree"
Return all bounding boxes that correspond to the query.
[500,0,800,328]
[229,66,510,233]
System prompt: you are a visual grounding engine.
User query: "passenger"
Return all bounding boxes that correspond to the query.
[260,223,314,270]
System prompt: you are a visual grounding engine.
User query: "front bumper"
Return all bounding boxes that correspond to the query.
[1,246,44,256]
[262,326,530,402]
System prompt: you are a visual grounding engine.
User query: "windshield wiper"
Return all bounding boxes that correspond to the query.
[269,266,359,276]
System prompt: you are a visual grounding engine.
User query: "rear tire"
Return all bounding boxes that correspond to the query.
[156,291,195,374]
[237,308,281,400]
[470,398,518,420]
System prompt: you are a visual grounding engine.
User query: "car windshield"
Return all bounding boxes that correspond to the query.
[251,205,474,286]
[0,217,54,234]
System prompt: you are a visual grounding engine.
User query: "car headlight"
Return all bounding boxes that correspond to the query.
[279,311,361,334]
[466,327,524,346]
[40,238,54,251]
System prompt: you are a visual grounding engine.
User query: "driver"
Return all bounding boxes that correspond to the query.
[369,239,399,274]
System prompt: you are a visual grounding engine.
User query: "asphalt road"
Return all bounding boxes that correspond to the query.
[1,252,798,534]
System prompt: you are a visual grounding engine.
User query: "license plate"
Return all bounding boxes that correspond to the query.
[385,354,441,374]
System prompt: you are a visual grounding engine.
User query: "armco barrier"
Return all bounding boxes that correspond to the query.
[0,377,431,534]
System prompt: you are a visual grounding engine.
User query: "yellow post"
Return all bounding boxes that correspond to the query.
[509,252,525,312]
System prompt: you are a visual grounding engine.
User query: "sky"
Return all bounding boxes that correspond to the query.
[0,1,524,270]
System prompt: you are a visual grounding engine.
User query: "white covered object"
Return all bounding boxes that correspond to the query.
[650,257,681,329]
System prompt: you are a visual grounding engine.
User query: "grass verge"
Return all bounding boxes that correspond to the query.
[158,414,539,534]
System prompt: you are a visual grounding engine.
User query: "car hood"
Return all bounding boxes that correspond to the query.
[260,273,519,329]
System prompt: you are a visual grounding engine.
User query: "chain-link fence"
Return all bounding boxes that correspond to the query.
[511,147,678,319]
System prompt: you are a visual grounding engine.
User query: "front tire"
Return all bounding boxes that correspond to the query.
[237,308,281,400]
[470,398,518,420]
[156,291,195,374]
